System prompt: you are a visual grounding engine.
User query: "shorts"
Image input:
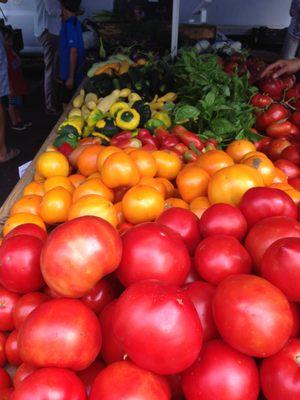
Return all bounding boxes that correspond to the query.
[58,81,75,105]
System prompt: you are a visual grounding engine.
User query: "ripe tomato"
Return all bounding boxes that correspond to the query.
[213,274,293,357]
[255,104,289,131]
[18,299,102,371]
[250,93,273,108]
[267,138,292,161]
[116,223,191,287]
[289,110,300,127]
[195,150,234,176]
[156,208,201,254]
[199,203,247,240]
[5,330,21,366]
[182,340,260,400]
[289,177,300,190]
[11,367,87,400]
[274,159,300,179]
[77,144,103,177]
[260,339,300,400]
[0,288,20,331]
[262,237,300,301]
[5,223,47,242]
[9,195,42,217]
[13,292,49,330]
[101,152,140,189]
[0,368,11,389]
[3,213,46,238]
[242,154,275,185]
[282,145,300,166]
[90,361,171,400]
[41,216,122,298]
[72,178,114,203]
[259,77,285,100]
[267,121,299,139]
[290,302,300,338]
[181,281,219,342]
[254,136,272,152]
[285,83,300,102]
[194,235,252,285]
[239,187,297,227]
[176,165,210,203]
[113,280,203,375]
[226,140,256,163]
[77,361,105,396]
[152,150,182,180]
[13,363,36,388]
[245,216,300,272]
[81,279,114,315]
[129,149,158,177]
[0,333,6,367]
[0,235,44,294]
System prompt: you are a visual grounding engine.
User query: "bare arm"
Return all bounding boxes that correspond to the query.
[44,0,61,17]
[66,48,77,89]
[261,59,300,79]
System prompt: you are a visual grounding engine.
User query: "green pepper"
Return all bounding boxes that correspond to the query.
[115,108,140,131]
[145,118,165,133]
[132,100,151,126]
[94,118,120,137]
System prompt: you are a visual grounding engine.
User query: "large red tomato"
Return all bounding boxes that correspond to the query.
[289,177,300,190]
[41,216,122,298]
[0,333,6,367]
[116,223,191,287]
[256,103,289,131]
[290,302,300,338]
[194,235,252,285]
[5,330,21,366]
[199,203,247,241]
[274,159,300,179]
[281,145,300,166]
[0,235,44,293]
[239,187,297,227]
[13,292,49,330]
[18,298,102,371]
[81,279,114,315]
[262,237,300,301]
[77,361,105,396]
[0,388,13,399]
[99,300,125,364]
[5,223,47,242]
[181,281,219,342]
[0,368,11,389]
[11,367,87,400]
[0,288,20,331]
[182,340,260,400]
[156,208,201,254]
[213,275,293,357]
[113,280,203,374]
[90,361,171,400]
[260,339,300,400]
[245,216,300,272]
[13,363,36,388]
[258,78,285,100]
[267,138,292,161]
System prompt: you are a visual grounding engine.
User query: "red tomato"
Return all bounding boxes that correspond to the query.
[99,300,125,364]
[43,286,62,299]
[41,216,122,298]
[116,223,191,287]
[0,368,11,389]
[181,281,219,342]
[0,235,44,294]
[289,110,300,128]
[274,159,300,179]
[113,280,203,375]
[18,298,102,371]
[194,236,252,285]
[254,136,271,152]
[0,333,6,368]
[81,280,114,315]
[285,83,300,102]
[266,121,298,139]
[13,363,36,388]
[267,138,292,161]
[213,274,293,357]
[117,221,134,235]
[259,78,285,100]
[280,145,300,166]
[5,330,21,366]
[156,208,201,254]
[239,187,297,227]
[0,288,20,331]
[182,340,260,400]
[281,74,296,89]
[289,303,300,338]
[199,203,247,241]
[262,237,300,301]
[184,266,200,284]
[11,367,87,400]
[260,339,300,400]
[245,216,300,272]
[77,361,105,396]
[0,388,13,399]
[5,223,47,242]
[289,177,300,191]
[90,361,171,400]
[250,93,273,108]
[256,104,289,131]
[13,292,50,330]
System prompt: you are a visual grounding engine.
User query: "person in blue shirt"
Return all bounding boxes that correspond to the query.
[59,0,85,108]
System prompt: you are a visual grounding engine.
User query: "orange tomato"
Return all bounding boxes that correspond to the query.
[68,195,118,227]
[270,168,288,184]
[242,155,275,186]
[97,146,122,171]
[36,151,69,178]
[240,151,268,162]
[156,178,175,198]
[10,195,42,216]
[190,196,211,219]
[3,213,46,237]
[139,177,167,198]
[226,140,256,162]
[101,152,140,189]
[114,201,124,225]
[284,188,300,204]
[129,149,157,178]
[72,178,114,203]
[176,165,210,203]
[77,144,103,176]
[152,150,182,180]
[69,144,89,168]
[124,148,136,154]
[44,176,74,193]
[195,150,234,176]
[39,187,72,225]
[208,164,264,206]
[23,181,45,197]
[87,172,102,180]
[122,185,164,224]
[34,172,45,183]
[164,198,189,209]
[69,174,86,188]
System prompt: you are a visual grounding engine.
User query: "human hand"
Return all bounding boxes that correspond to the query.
[261,59,300,79]
[65,78,74,90]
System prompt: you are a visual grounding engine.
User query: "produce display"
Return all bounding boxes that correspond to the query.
[2,47,300,399]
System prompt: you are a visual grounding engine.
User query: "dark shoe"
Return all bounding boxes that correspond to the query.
[24,121,33,128]
[11,123,27,132]
[0,148,20,163]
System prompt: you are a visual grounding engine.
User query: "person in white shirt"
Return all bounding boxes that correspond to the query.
[34,0,61,114]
